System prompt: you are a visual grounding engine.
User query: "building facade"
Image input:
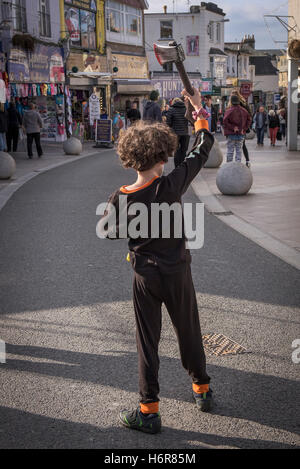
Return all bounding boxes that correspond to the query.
[0,0,66,142]
[59,0,110,140]
[105,0,151,117]
[144,3,227,102]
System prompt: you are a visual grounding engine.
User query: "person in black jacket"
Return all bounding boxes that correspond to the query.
[0,108,8,151]
[166,97,190,167]
[6,102,22,152]
[143,90,162,123]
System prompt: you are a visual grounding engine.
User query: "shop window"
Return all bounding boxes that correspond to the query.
[64,0,97,49]
[1,0,27,32]
[39,0,51,38]
[160,21,173,40]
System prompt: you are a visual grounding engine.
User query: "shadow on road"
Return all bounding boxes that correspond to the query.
[3,343,299,439]
[0,405,296,449]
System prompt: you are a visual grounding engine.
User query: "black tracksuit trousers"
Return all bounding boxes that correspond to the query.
[133,262,210,405]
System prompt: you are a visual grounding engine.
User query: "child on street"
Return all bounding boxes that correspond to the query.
[98,87,214,434]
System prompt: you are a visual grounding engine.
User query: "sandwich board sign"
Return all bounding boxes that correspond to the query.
[95,119,112,144]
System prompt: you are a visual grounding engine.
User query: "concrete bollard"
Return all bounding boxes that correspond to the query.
[216,162,253,195]
[204,138,223,168]
[63,137,83,156]
[0,151,16,180]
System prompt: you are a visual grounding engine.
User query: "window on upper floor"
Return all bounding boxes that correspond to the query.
[1,0,27,32]
[64,0,97,49]
[39,0,51,37]
[160,20,173,39]
[106,1,142,44]
[216,23,221,43]
[208,22,214,41]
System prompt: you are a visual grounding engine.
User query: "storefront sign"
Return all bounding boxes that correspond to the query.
[68,52,108,73]
[274,93,281,105]
[95,119,112,143]
[8,44,65,83]
[151,78,212,100]
[89,93,100,125]
[112,54,148,79]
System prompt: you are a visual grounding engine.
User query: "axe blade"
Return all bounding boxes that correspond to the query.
[154,43,179,65]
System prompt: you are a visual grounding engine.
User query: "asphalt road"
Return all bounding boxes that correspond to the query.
[0,148,299,449]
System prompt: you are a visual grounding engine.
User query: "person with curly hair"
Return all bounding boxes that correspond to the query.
[98,88,214,434]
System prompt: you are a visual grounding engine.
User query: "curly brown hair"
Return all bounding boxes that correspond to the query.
[117,121,178,172]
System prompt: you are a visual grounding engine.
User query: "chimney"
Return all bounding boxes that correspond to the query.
[163,5,167,14]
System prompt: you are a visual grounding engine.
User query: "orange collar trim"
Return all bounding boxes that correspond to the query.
[120,176,159,194]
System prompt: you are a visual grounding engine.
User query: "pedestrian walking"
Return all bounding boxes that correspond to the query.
[278,108,287,140]
[268,110,280,147]
[0,107,8,151]
[203,94,218,133]
[166,97,190,167]
[126,102,141,126]
[22,103,43,159]
[253,106,267,146]
[99,87,214,434]
[143,90,162,123]
[6,102,22,152]
[223,95,251,163]
[230,90,252,167]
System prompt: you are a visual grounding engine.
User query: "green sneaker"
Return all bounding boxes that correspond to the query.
[193,389,213,412]
[119,407,161,434]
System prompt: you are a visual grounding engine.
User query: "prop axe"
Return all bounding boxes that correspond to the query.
[153,41,196,124]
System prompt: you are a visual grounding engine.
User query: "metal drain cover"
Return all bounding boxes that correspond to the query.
[202,333,247,356]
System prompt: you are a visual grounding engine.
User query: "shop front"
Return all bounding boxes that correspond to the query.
[67,52,111,140]
[7,43,65,142]
[110,53,151,118]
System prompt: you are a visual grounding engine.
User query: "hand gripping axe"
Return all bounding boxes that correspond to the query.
[153,41,196,124]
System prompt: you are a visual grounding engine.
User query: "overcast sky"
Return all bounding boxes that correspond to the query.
[146,0,288,49]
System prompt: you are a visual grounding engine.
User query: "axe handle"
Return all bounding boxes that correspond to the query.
[175,61,194,96]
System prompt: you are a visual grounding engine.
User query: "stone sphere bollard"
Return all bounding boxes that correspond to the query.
[63,137,83,156]
[204,138,223,168]
[0,151,16,180]
[216,162,253,195]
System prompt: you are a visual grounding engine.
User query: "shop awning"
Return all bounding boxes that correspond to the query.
[68,72,112,87]
[115,79,152,95]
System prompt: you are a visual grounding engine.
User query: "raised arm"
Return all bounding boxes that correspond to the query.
[164,87,214,196]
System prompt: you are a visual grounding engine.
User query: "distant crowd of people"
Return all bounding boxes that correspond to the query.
[113,89,287,169]
[0,101,45,158]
